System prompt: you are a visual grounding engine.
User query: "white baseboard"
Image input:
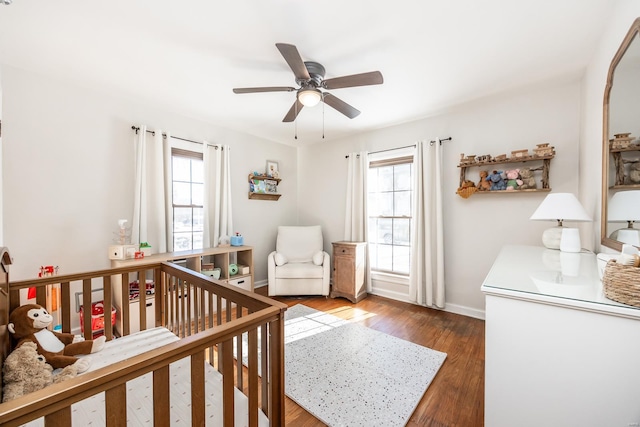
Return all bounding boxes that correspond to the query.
[369,288,486,320]
[254,280,267,288]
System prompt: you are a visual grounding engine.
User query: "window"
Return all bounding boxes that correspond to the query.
[171,149,203,251]
[368,155,413,275]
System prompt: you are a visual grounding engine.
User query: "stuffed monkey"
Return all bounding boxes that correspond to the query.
[8,304,106,372]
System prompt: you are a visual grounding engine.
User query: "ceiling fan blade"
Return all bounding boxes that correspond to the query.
[323,93,361,119]
[323,71,384,90]
[282,99,304,122]
[233,86,296,94]
[276,43,311,81]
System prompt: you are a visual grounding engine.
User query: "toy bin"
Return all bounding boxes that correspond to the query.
[79,301,116,337]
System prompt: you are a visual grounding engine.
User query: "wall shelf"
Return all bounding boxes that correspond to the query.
[248,174,281,201]
[457,148,554,196]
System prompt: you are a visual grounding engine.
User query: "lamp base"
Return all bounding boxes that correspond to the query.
[541,226,563,250]
[610,228,640,246]
[559,227,581,253]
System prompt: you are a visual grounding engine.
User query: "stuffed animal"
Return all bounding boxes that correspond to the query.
[505,169,523,191]
[486,170,507,191]
[476,170,492,191]
[629,162,640,184]
[518,167,537,189]
[8,304,105,372]
[2,341,78,402]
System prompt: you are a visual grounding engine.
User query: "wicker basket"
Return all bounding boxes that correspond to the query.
[602,260,640,307]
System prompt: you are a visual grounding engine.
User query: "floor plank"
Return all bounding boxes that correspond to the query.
[256,288,485,427]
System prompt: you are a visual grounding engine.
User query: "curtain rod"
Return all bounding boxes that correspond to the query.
[131,126,206,147]
[345,137,452,158]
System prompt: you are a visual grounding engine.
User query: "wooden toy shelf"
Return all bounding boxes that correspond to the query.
[248,174,282,200]
[609,145,640,188]
[458,154,554,194]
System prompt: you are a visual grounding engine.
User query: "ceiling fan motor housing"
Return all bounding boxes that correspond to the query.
[298,61,326,88]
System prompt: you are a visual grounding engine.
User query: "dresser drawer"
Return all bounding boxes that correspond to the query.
[333,244,357,257]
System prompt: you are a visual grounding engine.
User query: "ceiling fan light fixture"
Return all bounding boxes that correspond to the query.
[298,88,322,107]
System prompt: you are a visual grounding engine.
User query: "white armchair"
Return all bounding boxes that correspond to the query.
[267,225,330,296]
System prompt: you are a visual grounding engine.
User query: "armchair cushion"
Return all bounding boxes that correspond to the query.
[274,252,288,266]
[312,251,324,266]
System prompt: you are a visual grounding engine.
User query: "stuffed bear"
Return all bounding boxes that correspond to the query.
[486,170,507,191]
[518,167,537,189]
[629,162,640,184]
[476,170,492,191]
[505,169,523,191]
[8,304,105,372]
[2,341,78,402]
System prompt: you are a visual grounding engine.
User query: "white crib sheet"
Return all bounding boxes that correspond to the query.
[24,327,269,427]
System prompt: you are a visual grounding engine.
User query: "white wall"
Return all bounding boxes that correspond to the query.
[299,78,582,316]
[580,0,640,253]
[1,65,297,282]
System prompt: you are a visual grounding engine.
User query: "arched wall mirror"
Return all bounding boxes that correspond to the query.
[602,17,640,251]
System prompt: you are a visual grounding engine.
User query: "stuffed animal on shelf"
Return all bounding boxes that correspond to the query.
[628,162,640,184]
[477,170,492,191]
[486,170,507,191]
[518,167,537,189]
[2,341,78,402]
[456,180,477,198]
[8,304,106,372]
[505,169,523,191]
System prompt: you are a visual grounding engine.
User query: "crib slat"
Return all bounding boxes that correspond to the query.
[138,269,147,331]
[82,279,92,340]
[261,323,268,414]
[248,328,259,427]
[44,406,71,426]
[221,338,235,427]
[191,351,206,426]
[268,317,285,423]
[105,383,127,427]
[120,273,130,336]
[153,366,170,427]
[103,275,113,340]
[60,282,71,333]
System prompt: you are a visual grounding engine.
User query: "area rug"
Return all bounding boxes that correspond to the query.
[281,304,447,427]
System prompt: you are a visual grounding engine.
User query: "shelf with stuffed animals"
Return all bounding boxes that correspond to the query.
[456,144,554,198]
[609,133,640,189]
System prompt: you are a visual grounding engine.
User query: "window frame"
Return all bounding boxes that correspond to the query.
[367,153,414,277]
[171,148,204,251]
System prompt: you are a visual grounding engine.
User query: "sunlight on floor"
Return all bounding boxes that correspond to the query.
[325,305,377,322]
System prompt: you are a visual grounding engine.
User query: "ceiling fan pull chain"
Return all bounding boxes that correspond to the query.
[322,99,325,139]
[294,101,298,139]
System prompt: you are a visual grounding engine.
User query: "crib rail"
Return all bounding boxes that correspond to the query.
[1,261,286,427]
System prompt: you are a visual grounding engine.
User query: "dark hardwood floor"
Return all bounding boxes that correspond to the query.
[255,287,485,427]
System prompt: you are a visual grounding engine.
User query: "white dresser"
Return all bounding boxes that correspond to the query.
[482,245,640,427]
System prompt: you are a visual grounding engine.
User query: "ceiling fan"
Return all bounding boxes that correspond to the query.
[233,43,383,122]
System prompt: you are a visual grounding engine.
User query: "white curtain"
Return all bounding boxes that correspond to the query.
[344,151,371,291]
[203,144,233,247]
[132,126,172,252]
[409,139,445,308]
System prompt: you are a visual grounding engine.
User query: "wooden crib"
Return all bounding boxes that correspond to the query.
[0,247,287,426]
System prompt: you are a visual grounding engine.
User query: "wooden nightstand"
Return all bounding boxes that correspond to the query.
[330,241,367,303]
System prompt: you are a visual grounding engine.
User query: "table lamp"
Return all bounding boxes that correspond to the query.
[608,190,640,246]
[530,193,591,252]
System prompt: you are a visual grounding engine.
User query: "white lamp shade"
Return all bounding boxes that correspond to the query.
[608,190,640,222]
[298,89,322,107]
[530,193,592,222]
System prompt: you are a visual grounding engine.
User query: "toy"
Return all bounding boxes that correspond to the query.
[2,341,78,402]
[519,167,537,189]
[629,162,640,184]
[456,180,477,198]
[8,304,105,371]
[505,169,523,191]
[477,170,492,191]
[486,170,507,191]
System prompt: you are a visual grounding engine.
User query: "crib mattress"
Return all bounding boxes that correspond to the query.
[25,327,269,427]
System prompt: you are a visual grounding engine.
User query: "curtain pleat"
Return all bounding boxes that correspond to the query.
[409,139,445,308]
[344,151,371,292]
[203,144,233,247]
[132,126,170,252]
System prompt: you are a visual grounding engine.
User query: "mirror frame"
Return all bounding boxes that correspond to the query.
[601,17,640,251]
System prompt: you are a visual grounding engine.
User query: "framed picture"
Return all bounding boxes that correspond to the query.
[265,179,278,193]
[266,160,280,178]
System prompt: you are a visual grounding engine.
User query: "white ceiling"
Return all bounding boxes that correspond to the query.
[0,0,617,146]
